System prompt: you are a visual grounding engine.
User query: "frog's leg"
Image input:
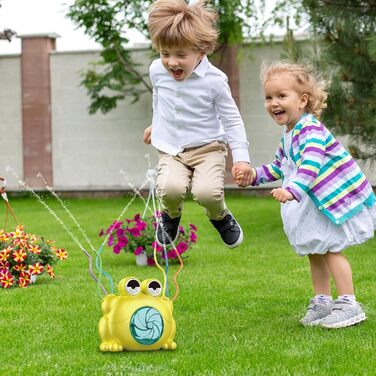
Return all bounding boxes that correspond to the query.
[162,340,177,350]
[99,315,123,352]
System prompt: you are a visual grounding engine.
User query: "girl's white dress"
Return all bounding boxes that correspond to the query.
[281,128,376,256]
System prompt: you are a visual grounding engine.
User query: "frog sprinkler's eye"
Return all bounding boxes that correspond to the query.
[126,279,141,295]
[147,280,162,297]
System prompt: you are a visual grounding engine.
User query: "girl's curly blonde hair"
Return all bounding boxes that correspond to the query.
[148,0,218,54]
[261,61,328,118]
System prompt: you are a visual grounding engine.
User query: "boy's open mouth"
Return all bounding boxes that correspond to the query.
[171,69,184,79]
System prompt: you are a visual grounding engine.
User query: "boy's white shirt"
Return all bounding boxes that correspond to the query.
[149,56,250,164]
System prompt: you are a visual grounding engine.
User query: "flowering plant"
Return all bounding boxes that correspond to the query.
[99,213,198,266]
[0,225,68,289]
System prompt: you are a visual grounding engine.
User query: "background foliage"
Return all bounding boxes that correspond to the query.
[67,0,376,160]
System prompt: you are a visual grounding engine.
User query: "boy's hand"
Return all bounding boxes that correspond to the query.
[270,188,294,203]
[232,162,254,187]
[143,126,152,144]
[0,177,6,194]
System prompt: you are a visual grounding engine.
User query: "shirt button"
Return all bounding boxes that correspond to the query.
[335,220,340,224]
[318,206,323,210]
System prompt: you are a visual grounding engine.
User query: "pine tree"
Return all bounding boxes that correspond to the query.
[303,0,376,160]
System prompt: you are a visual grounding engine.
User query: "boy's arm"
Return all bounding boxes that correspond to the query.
[213,77,250,164]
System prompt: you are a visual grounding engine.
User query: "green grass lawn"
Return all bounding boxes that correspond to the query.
[1,194,376,375]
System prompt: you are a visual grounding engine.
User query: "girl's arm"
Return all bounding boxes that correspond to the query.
[251,143,284,186]
[285,122,326,201]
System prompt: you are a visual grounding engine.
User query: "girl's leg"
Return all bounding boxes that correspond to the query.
[324,252,354,296]
[308,254,331,295]
[300,254,333,326]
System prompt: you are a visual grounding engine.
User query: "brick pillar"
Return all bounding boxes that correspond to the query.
[20,33,59,188]
[211,44,241,184]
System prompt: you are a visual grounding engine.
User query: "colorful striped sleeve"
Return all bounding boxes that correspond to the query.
[286,121,326,201]
[253,142,284,186]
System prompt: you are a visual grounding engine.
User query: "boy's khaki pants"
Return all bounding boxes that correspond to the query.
[156,141,229,220]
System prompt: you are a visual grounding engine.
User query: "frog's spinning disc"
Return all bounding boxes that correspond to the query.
[99,277,177,352]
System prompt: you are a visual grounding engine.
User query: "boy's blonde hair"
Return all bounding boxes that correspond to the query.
[261,61,328,118]
[148,0,218,54]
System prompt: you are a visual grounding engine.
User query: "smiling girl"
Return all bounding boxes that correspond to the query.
[236,61,376,328]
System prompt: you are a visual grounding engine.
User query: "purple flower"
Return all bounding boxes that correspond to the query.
[134,246,144,255]
[98,229,104,237]
[108,235,114,247]
[190,232,197,243]
[189,224,198,231]
[178,226,185,234]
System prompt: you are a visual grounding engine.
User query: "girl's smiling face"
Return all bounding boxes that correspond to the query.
[264,72,308,131]
[160,46,205,82]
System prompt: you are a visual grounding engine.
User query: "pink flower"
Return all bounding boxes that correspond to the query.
[190,232,197,243]
[116,228,125,237]
[134,246,144,255]
[98,229,104,237]
[178,226,185,234]
[167,250,177,259]
[117,236,128,247]
[134,214,141,222]
[113,244,121,254]
[136,220,147,231]
[151,241,162,252]
[127,227,141,237]
[147,257,156,266]
[177,242,188,254]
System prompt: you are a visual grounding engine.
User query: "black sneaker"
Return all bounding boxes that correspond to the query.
[210,213,243,248]
[156,212,181,246]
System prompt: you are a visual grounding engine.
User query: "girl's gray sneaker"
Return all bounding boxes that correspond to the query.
[300,299,334,326]
[319,299,366,329]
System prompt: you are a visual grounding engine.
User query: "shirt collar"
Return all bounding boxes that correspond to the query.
[193,56,210,77]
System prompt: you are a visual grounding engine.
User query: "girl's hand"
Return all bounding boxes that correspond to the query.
[232,162,255,187]
[143,126,152,144]
[270,188,294,203]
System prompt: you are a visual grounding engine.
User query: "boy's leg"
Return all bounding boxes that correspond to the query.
[319,252,366,328]
[156,153,192,245]
[300,254,333,326]
[186,141,243,248]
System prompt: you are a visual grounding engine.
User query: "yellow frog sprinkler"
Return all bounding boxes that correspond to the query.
[96,169,183,352]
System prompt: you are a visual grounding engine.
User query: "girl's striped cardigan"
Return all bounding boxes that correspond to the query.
[253,113,376,225]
